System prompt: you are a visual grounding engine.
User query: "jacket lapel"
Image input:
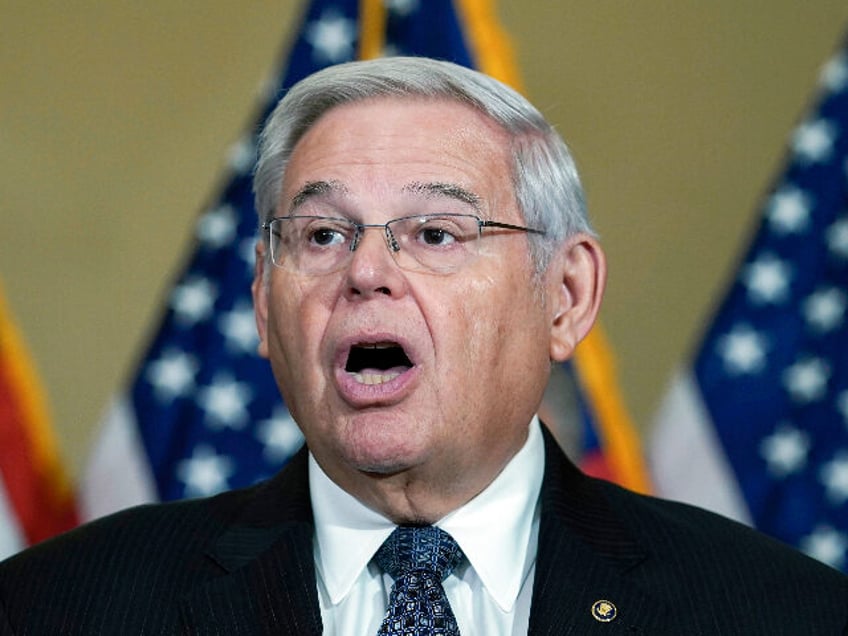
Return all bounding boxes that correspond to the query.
[529,428,666,635]
[180,448,323,635]
[179,428,668,634]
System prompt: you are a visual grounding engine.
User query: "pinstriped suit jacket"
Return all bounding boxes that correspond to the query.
[1,427,846,635]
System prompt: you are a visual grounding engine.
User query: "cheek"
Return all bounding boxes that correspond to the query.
[427,274,509,369]
[459,272,548,372]
[265,280,331,381]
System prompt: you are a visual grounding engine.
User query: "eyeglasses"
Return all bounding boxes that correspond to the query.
[262,213,545,275]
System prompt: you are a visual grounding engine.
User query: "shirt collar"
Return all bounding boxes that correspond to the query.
[310,457,395,605]
[310,416,545,611]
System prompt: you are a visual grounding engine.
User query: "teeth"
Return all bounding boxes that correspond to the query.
[352,371,401,385]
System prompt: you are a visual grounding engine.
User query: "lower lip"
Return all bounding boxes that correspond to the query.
[333,364,419,407]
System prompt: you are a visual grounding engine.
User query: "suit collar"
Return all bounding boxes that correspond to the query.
[181,447,323,635]
[529,426,666,635]
[179,428,666,634]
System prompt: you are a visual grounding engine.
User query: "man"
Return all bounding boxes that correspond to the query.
[1,57,846,635]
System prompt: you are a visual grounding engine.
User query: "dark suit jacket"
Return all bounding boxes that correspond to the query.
[1,428,846,635]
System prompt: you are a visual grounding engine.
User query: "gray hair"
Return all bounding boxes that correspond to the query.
[253,57,593,273]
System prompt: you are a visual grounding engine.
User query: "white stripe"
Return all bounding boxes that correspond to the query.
[0,477,25,560]
[650,369,752,525]
[79,396,158,521]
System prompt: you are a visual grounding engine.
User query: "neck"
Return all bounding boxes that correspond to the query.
[355,469,493,524]
[329,434,530,524]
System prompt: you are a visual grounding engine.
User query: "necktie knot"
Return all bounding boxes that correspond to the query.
[375,525,463,583]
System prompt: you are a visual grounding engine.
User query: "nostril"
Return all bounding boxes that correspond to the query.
[346,285,392,297]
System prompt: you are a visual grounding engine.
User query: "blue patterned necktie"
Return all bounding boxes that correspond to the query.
[374,525,464,636]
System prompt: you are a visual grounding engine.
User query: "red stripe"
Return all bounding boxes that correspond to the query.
[0,359,77,546]
[580,450,617,483]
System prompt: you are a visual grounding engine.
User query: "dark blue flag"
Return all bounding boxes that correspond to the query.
[652,37,848,571]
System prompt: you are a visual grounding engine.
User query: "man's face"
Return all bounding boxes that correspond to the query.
[254,97,564,518]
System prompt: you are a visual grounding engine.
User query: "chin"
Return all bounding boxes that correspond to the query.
[341,434,428,477]
[347,446,422,476]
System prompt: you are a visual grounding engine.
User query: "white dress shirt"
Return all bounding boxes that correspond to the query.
[310,417,545,635]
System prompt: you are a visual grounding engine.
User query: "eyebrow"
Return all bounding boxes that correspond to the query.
[286,179,483,215]
[402,181,482,212]
[288,180,348,213]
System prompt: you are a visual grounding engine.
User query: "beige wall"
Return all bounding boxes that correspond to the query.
[3,1,847,477]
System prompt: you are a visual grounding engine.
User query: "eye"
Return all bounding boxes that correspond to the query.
[300,218,350,248]
[414,217,469,248]
[309,227,344,246]
[420,226,455,246]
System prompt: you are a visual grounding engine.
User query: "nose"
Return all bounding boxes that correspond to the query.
[343,227,406,300]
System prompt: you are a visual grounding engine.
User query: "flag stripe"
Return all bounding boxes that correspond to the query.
[358,0,386,60]
[650,370,751,522]
[79,397,157,521]
[0,284,77,547]
[574,328,652,493]
[454,0,523,91]
[0,480,24,559]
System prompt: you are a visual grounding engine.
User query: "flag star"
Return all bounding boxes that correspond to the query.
[305,10,357,63]
[145,349,198,402]
[740,253,792,305]
[826,217,848,260]
[382,43,402,58]
[766,185,811,235]
[783,357,831,404]
[715,324,769,375]
[171,277,218,325]
[800,525,848,570]
[227,135,256,175]
[177,445,235,498]
[219,302,259,354]
[197,204,237,250]
[759,424,810,477]
[197,376,253,430]
[803,287,847,333]
[256,408,304,463]
[792,118,837,164]
[385,0,420,17]
[820,453,848,505]
[820,51,848,92]
[239,237,257,268]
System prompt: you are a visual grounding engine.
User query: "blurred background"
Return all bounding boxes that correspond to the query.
[2,1,847,477]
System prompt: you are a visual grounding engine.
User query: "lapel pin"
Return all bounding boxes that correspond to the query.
[591,599,617,623]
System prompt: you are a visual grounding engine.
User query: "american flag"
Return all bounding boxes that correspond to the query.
[652,36,848,571]
[81,0,649,521]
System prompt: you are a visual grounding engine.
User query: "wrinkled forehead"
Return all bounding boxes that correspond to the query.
[279,96,517,217]
[292,93,511,153]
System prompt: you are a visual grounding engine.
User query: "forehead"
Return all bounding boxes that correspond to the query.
[281,96,515,208]
[298,94,509,145]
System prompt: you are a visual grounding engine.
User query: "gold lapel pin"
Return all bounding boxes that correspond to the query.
[591,599,617,623]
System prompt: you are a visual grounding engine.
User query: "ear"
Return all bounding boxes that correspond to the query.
[251,240,270,360]
[547,233,606,362]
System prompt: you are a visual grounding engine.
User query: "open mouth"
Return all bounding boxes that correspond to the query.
[344,343,413,385]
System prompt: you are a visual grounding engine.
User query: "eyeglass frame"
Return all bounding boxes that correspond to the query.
[260,213,546,275]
